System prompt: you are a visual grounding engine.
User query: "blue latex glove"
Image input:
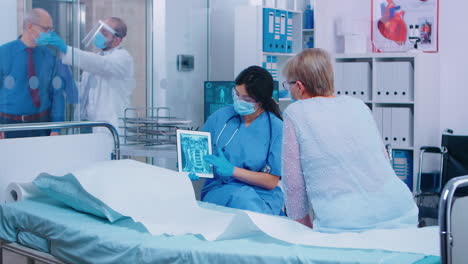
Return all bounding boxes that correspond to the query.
[204,147,235,177]
[177,162,200,181]
[188,172,200,182]
[36,32,67,54]
[35,32,51,46]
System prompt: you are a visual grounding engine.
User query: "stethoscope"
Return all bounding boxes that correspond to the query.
[215,112,272,174]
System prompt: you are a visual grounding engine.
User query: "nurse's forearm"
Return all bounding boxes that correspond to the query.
[232,167,280,190]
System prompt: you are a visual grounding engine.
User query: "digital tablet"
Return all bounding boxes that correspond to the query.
[176,130,213,178]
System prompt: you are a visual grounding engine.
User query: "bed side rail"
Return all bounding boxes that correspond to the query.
[1,240,65,264]
[439,175,468,264]
[0,121,120,160]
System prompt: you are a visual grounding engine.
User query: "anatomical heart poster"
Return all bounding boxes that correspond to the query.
[372,0,439,52]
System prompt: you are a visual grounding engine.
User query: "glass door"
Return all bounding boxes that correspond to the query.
[20,0,153,122]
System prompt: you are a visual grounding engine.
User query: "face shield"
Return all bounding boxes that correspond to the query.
[82,20,118,49]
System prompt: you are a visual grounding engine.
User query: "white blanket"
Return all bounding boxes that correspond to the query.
[32,160,444,256]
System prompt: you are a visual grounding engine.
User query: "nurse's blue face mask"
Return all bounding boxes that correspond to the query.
[232,91,257,116]
[94,32,108,50]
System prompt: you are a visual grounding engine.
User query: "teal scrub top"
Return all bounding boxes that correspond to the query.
[201,106,284,215]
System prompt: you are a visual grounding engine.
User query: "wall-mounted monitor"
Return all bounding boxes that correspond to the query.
[204,81,279,121]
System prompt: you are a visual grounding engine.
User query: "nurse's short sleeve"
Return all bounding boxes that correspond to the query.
[267,120,283,177]
[202,113,215,133]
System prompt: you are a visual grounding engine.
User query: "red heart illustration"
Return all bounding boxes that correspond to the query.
[377,1,407,45]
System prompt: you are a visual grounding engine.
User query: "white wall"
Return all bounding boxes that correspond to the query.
[438,1,468,135]
[315,0,468,136]
[315,0,370,53]
[0,0,18,45]
[209,0,257,80]
[153,0,208,129]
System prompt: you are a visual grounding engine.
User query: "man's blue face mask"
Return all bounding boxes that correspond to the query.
[35,32,53,45]
[94,32,108,50]
[232,93,256,116]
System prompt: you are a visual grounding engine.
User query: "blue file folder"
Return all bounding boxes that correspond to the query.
[274,9,282,52]
[270,56,278,80]
[286,11,294,53]
[392,150,414,191]
[263,8,275,52]
[279,10,287,53]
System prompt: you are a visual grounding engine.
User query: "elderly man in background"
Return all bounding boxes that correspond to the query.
[38,17,135,134]
[0,8,66,138]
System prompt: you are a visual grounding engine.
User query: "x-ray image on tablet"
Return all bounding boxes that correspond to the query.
[176,130,213,178]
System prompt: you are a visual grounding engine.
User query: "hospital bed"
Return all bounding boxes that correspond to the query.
[0,122,457,264]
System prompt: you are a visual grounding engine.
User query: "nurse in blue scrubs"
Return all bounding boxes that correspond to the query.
[191,66,284,215]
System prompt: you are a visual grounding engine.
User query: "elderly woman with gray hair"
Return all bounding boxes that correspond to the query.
[281,48,418,233]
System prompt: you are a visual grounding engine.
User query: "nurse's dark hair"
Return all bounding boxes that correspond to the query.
[234,66,282,120]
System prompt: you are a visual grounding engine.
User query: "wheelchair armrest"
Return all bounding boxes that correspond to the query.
[420,146,445,154]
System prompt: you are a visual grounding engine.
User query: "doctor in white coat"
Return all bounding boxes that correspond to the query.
[37,17,135,134]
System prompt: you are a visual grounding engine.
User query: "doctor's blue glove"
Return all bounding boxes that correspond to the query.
[188,172,200,182]
[36,32,67,54]
[35,32,49,46]
[204,147,235,177]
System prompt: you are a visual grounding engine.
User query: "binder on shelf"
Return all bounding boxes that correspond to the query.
[396,61,413,102]
[376,62,391,101]
[274,9,282,52]
[394,107,412,147]
[266,55,272,71]
[390,107,400,146]
[341,63,351,97]
[372,106,384,136]
[334,62,343,96]
[382,107,392,144]
[271,56,278,81]
[263,55,278,81]
[279,10,287,53]
[358,62,371,101]
[392,149,413,191]
[263,8,275,52]
[286,11,294,53]
[348,63,361,99]
[378,61,413,102]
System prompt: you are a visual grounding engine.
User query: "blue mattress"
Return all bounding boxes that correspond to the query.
[0,198,440,264]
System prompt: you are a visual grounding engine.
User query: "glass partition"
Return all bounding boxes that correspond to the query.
[2,0,152,139]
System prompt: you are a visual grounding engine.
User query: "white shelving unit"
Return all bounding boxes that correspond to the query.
[234,5,302,90]
[334,52,440,192]
[234,5,309,112]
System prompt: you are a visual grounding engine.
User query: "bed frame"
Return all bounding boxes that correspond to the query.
[0,121,120,264]
[439,175,468,264]
[0,121,120,159]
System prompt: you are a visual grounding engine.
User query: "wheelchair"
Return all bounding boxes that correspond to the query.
[415,129,468,227]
